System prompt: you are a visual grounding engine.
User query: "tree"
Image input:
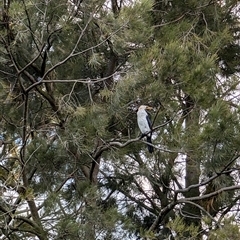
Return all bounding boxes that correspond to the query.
[0,0,126,238]
[102,0,240,239]
[0,0,240,239]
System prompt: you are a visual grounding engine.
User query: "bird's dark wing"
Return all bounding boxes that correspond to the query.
[146,114,152,130]
[146,136,154,153]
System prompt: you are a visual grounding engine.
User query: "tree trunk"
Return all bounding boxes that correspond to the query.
[182,95,201,236]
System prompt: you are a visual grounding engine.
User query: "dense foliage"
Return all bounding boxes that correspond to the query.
[0,0,240,239]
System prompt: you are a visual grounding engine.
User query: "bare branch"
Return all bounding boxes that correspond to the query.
[179,185,240,202]
[176,155,239,194]
[179,200,221,228]
[25,22,129,92]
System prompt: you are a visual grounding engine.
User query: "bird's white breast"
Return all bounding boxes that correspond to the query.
[137,110,151,134]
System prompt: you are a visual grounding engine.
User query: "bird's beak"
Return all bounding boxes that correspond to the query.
[146,106,153,110]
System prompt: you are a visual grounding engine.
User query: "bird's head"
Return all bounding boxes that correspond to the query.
[138,105,153,111]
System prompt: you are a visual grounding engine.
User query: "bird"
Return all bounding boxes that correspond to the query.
[137,105,154,153]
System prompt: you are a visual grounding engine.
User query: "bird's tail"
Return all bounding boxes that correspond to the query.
[146,136,154,153]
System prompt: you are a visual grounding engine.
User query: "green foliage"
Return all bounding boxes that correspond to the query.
[0,0,240,239]
[201,100,240,172]
[109,0,154,53]
[167,216,199,239]
[209,217,240,240]
[54,185,121,239]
